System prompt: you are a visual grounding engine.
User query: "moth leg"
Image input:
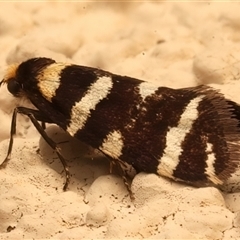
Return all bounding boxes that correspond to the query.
[18,107,50,153]
[103,153,134,200]
[0,107,18,168]
[41,121,46,130]
[0,107,70,191]
[17,107,55,123]
[0,106,54,166]
[113,159,135,200]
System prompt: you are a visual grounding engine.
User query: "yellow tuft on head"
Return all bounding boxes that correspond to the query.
[2,63,19,83]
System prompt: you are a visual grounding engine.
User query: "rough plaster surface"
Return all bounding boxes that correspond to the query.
[0,2,240,239]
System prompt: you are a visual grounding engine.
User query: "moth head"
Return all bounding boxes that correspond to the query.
[0,63,23,97]
[0,58,56,98]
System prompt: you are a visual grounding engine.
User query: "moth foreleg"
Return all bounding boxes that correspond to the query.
[0,107,18,168]
[0,107,70,191]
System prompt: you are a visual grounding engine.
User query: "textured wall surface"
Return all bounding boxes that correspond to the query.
[0,2,240,239]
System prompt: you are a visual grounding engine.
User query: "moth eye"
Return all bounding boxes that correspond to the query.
[7,78,22,96]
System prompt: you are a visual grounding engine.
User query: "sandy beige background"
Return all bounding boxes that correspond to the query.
[0,1,240,239]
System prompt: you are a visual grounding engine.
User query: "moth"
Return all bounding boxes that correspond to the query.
[1,57,240,193]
